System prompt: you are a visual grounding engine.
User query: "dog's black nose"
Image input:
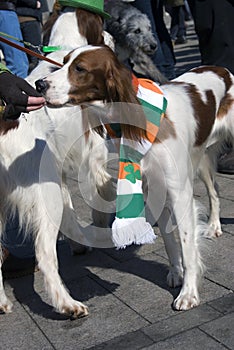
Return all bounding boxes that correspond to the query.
[150,43,157,51]
[35,79,49,94]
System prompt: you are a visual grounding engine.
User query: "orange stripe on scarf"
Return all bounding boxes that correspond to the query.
[118,161,141,179]
[132,74,164,95]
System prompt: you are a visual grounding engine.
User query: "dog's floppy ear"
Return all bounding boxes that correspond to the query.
[104,50,137,104]
[104,49,146,141]
[76,9,104,45]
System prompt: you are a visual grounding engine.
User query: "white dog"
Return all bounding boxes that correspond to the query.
[38,45,234,310]
[0,10,114,317]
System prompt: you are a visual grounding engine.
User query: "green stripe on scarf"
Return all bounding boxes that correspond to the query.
[139,98,164,126]
[119,144,143,164]
[116,194,145,218]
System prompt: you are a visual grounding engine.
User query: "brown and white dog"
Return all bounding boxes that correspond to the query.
[0,9,113,318]
[36,45,234,311]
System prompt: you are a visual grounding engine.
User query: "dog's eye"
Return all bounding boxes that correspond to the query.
[50,66,60,73]
[134,28,141,34]
[75,65,85,73]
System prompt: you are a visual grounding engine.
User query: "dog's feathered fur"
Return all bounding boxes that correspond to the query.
[40,45,234,310]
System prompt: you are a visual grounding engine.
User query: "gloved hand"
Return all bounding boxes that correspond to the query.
[0,72,45,121]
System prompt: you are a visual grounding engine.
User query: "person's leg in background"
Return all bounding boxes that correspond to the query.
[20,19,42,73]
[188,0,234,73]
[152,0,176,79]
[170,5,186,44]
[169,5,179,41]
[0,10,29,78]
[183,0,191,21]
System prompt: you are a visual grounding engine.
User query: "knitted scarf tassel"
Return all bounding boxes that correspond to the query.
[111,76,168,249]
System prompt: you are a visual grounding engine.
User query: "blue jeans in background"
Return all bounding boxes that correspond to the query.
[0,10,29,78]
[1,213,35,259]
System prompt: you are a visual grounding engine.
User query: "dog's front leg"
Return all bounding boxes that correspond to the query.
[0,247,13,313]
[35,221,88,318]
[157,207,183,288]
[169,182,202,311]
[35,184,88,318]
[143,154,183,287]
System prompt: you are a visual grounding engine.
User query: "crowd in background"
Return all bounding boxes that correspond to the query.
[1,0,233,80]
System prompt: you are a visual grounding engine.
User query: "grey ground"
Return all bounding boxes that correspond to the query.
[1,20,233,349]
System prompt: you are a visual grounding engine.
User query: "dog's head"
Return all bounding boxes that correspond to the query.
[105,5,157,55]
[36,45,135,105]
[36,45,146,141]
[120,13,157,55]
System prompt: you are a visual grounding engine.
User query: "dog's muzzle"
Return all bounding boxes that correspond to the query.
[150,43,157,53]
[35,79,49,94]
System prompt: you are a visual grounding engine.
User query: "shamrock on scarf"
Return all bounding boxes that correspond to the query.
[124,164,141,184]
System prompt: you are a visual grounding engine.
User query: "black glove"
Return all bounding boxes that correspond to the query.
[0,72,43,120]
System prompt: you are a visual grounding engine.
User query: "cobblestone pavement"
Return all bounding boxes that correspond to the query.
[1,20,233,350]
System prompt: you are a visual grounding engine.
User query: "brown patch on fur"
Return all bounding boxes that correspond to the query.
[155,114,176,143]
[0,120,19,135]
[191,66,233,91]
[42,8,104,47]
[217,93,234,119]
[67,46,146,142]
[186,85,216,146]
[76,9,104,45]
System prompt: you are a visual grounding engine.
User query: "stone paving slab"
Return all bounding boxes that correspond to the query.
[203,234,234,291]
[19,276,149,350]
[142,303,222,343]
[208,293,234,314]
[199,312,234,349]
[90,254,177,323]
[88,330,154,350]
[142,328,228,350]
[0,302,53,350]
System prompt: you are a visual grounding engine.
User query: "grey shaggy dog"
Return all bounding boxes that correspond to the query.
[105,0,167,83]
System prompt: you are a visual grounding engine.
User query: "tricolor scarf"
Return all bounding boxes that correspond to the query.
[107,75,167,249]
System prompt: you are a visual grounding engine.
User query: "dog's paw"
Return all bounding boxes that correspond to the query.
[205,221,223,238]
[173,291,200,311]
[60,301,89,319]
[167,267,183,288]
[0,298,13,314]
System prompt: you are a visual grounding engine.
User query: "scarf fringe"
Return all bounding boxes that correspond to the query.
[112,217,157,249]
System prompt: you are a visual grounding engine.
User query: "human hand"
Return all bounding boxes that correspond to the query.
[0,72,46,120]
